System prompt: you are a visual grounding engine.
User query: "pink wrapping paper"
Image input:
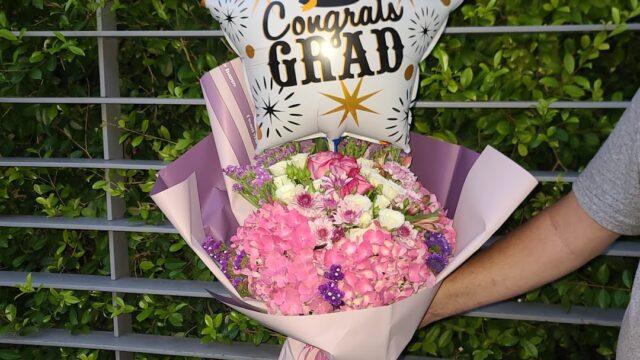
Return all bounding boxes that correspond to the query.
[150,59,538,359]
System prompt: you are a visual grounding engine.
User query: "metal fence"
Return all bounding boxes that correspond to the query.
[0,3,639,360]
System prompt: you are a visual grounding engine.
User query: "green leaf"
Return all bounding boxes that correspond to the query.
[563,54,575,74]
[131,135,144,148]
[169,242,184,252]
[29,69,42,80]
[136,308,154,322]
[498,329,519,346]
[32,0,44,9]
[140,261,155,271]
[68,46,86,56]
[168,313,183,327]
[517,143,528,156]
[0,29,17,41]
[4,304,16,322]
[595,263,610,285]
[460,68,473,88]
[623,270,633,288]
[597,289,611,309]
[496,121,512,135]
[520,339,538,358]
[563,85,585,98]
[159,126,171,140]
[611,7,621,24]
[204,314,213,327]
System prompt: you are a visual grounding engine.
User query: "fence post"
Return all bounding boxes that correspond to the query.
[97,2,133,360]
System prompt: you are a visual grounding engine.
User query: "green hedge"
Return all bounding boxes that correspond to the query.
[1,0,639,359]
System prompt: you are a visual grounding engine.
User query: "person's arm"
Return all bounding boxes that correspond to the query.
[421,191,619,327]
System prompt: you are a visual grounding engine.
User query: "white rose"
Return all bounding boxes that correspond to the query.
[379,209,405,230]
[348,226,369,239]
[382,181,404,200]
[275,184,302,204]
[343,194,372,211]
[366,172,387,187]
[268,160,289,177]
[273,175,293,189]
[374,195,391,209]
[357,158,375,169]
[359,211,373,227]
[359,167,379,181]
[290,153,309,169]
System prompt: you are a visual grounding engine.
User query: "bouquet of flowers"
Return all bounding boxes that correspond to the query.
[151,59,538,360]
[203,139,456,317]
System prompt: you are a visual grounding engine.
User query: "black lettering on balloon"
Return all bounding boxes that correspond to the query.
[263,2,288,41]
[296,36,337,85]
[269,41,297,87]
[371,27,403,75]
[340,31,374,80]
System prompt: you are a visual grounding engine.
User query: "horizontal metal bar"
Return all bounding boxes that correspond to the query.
[414,101,630,109]
[0,271,626,327]
[0,158,166,170]
[0,328,441,360]
[0,272,221,298]
[467,301,624,327]
[0,97,631,109]
[9,24,640,38]
[531,170,578,183]
[0,216,177,234]
[0,97,205,105]
[0,158,578,182]
[0,329,282,360]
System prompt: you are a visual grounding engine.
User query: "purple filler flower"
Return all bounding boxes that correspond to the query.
[425,232,452,257]
[319,281,344,308]
[426,253,448,274]
[324,264,344,281]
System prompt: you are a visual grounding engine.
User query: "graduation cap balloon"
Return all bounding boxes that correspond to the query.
[204,0,463,152]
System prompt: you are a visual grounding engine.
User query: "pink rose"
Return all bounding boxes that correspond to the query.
[341,172,374,197]
[329,156,359,179]
[307,152,342,179]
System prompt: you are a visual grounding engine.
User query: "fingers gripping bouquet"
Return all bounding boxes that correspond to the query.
[208,140,456,317]
[151,59,538,360]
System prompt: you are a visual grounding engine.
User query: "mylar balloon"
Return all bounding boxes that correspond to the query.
[204,0,463,152]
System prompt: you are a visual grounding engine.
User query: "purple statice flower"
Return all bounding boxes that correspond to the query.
[324,264,344,281]
[425,232,452,257]
[426,253,448,274]
[318,281,344,308]
[254,144,296,167]
[232,276,243,288]
[232,183,244,193]
[233,250,246,271]
[219,250,231,277]
[224,164,252,179]
[251,167,272,187]
[202,236,223,258]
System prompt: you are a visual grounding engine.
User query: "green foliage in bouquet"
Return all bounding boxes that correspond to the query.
[1,0,639,359]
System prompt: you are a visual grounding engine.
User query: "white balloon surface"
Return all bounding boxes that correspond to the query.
[205,0,463,152]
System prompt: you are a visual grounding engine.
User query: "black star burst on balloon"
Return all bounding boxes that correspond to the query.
[408,6,442,56]
[251,77,302,139]
[211,0,249,45]
[386,88,416,146]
